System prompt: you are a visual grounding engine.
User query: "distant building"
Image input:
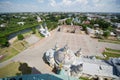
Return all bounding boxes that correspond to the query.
[72,17,81,24]
[115,23,120,29]
[39,25,50,37]
[59,25,82,34]
[0,23,6,27]
[110,32,116,36]
[86,27,95,34]
[37,16,42,22]
[87,17,92,20]
[21,16,27,19]
[58,18,68,25]
[17,22,25,25]
[82,20,90,24]
[114,29,120,39]
[94,24,99,27]
[87,27,103,35]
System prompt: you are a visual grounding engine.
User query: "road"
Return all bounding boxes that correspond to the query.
[0,28,120,74]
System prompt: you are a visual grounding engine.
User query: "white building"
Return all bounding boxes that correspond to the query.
[39,25,50,37]
[86,27,95,34]
[37,16,42,22]
[115,23,120,28]
[17,22,25,25]
[0,23,6,27]
[44,44,119,79]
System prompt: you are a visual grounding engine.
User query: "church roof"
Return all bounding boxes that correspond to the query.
[0,74,79,80]
[54,45,76,65]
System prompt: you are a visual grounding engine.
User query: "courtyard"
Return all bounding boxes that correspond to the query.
[0,28,120,74]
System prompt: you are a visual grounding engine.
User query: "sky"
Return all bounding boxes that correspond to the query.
[0,0,120,12]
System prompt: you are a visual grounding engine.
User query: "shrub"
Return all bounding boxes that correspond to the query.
[17,34,24,40]
[0,37,9,47]
[103,31,110,38]
[32,28,36,34]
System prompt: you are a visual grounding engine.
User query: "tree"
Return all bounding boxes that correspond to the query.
[17,34,24,40]
[82,24,87,31]
[95,19,111,30]
[0,37,9,47]
[32,28,36,34]
[103,31,110,38]
[65,19,72,25]
[108,26,113,31]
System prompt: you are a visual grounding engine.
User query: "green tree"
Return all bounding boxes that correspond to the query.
[0,37,9,47]
[65,19,72,25]
[82,24,87,31]
[103,31,110,38]
[17,34,24,40]
[32,28,36,34]
[95,19,111,30]
[108,26,113,31]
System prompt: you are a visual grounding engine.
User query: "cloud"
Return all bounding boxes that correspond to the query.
[37,0,44,3]
[62,0,72,6]
[49,0,88,7]
[0,0,120,12]
[0,1,40,12]
[48,0,120,12]
[75,0,88,5]
[50,0,57,7]
[0,1,12,5]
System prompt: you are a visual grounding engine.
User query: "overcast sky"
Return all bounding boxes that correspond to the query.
[0,0,120,12]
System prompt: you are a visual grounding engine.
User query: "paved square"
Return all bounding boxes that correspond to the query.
[1,28,120,74]
[25,35,40,44]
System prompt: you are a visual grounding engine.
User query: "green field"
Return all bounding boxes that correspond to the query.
[0,40,28,63]
[0,62,20,78]
[96,48,120,60]
[0,62,32,78]
[99,39,120,44]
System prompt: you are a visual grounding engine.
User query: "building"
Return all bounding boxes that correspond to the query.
[59,25,82,34]
[44,44,119,79]
[58,18,68,25]
[17,22,25,25]
[115,23,120,29]
[37,16,42,22]
[0,74,79,80]
[86,27,95,34]
[0,23,6,27]
[82,20,90,24]
[108,58,120,77]
[72,17,81,24]
[39,25,51,37]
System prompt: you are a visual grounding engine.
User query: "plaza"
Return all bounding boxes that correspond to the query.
[0,27,120,75]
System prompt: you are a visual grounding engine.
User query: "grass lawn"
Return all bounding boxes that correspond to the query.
[106,48,120,53]
[12,41,28,51]
[96,48,120,60]
[0,47,19,63]
[80,77,91,80]
[0,41,28,63]
[0,62,21,78]
[0,62,32,78]
[35,29,44,38]
[103,51,120,60]
[98,39,120,44]
[22,29,43,38]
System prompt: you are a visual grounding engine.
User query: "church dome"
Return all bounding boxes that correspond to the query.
[54,45,76,65]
